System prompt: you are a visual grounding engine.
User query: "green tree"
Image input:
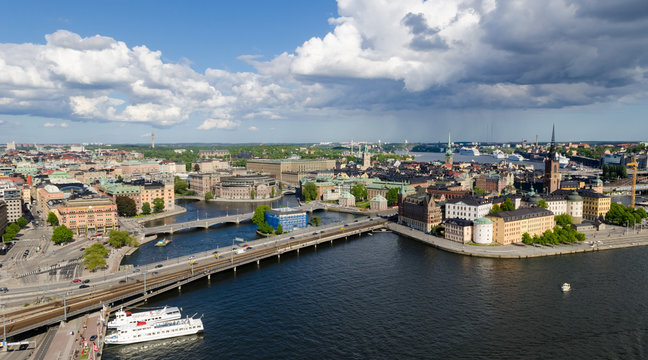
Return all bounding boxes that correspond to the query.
[16,217,28,228]
[276,224,283,235]
[47,212,59,226]
[386,187,400,206]
[258,221,274,234]
[522,232,532,245]
[205,192,214,201]
[153,198,165,213]
[108,230,139,248]
[310,215,321,226]
[141,202,151,215]
[52,225,74,244]
[473,186,486,194]
[250,188,255,199]
[501,197,515,211]
[490,204,502,214]
[7,223,20,234]
[174,176,188,194]
[116,196,137,217]
[252,205,271,226]
[3,226,17,242]
[350,184,368,201]
[193,164,200,172]
[82,243,109,271]
[555,214,573,227]
[538,199,548,209]
[271,187,275,198]
[185,162,192,172]
[303,183,318,202]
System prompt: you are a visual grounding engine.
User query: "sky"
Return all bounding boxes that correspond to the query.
[0,0,647,145]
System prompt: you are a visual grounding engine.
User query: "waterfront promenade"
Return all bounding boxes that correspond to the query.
[388,223,648,258]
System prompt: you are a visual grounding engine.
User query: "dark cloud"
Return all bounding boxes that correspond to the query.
[402,12,448,51]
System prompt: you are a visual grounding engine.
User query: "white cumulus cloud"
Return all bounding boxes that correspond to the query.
[198,118,240,130]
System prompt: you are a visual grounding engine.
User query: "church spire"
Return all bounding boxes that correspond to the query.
[549,123,556,156]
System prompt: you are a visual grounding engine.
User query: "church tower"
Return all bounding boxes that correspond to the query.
[362,145,371,170]
[544,124,561,193]
[445,133,453,168]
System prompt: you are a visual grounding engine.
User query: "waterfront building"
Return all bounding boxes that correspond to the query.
[246,159,336,185]
[578,189,611,221]
[338,191,355,207]
[53,197,118,234]
[398,190,442,233]
[544,125,561,193]
[487,208,555,245]
[264,207,308,232]
[188,173,221,197]
[444,218,473,243]
[473,217,494,244]
[214,175,278,200]
[100,178,174,213]
[445,196,493,221]
[370,194,388,211]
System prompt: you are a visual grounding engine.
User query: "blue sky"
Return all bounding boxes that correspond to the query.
[0,0,647,145]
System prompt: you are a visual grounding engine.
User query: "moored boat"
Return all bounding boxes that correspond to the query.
[508,154,526,161]
[492,149,506,159]
[155,237,171,247]
[107,306,182,328]
[561,283,571,292]
[105,317,204,345]
[459,147,480,156]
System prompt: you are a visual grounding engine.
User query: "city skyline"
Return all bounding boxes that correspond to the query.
[1,0,647,144]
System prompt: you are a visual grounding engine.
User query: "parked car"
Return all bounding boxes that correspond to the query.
[82,279,90,284]
[0,287,8,293]
[72,279,82,283]
[119,279,127,283]
[89,335,97,341]
[79,284,90,289]
[155,264,163,268]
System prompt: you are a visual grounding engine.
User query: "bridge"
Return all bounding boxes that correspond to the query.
[3,217,385,338]
[142,202,327,235]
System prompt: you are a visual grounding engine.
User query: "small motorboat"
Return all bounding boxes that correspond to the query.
[561,283,571,292]
[155,238,171,247]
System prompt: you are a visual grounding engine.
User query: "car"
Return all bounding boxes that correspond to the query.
[242,244,248,247]
[289,236,295,239]
[79,284,90,289]
[212,250,219,254]
[119,279,127,283]
[89,335,97,341]
[152,271,159,275]
[354,220,359,222]
[313,232,318,235]
[0,287,8,293]
[155,264,163,268]
[72,279,82,283]
[82,279,90,284]
[133,268,141,273]
[189,259,197,264]
[80,248,85,251]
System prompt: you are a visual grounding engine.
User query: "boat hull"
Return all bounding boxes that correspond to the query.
[105,327,203,345]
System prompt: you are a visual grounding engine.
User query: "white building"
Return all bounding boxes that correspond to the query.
[445,197,493,221]
[0,182,22,222]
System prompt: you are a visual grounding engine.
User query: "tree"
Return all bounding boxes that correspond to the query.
[47,212,59,226]
[303,183,318,202]
[82,243,108,271]
[116,196,137,217]
[310,215,321,226]
[3,224,18,242]
[605,202,648,226]
[276,224,283,235]
[205,192,214,201]
[258,221,274,234]
[501,198,515,211]
[271,187,275,198]
[52,225,74,244]
[185,162,192,172]
[193,164,200,172]
[153,198,165,213]
[174,176,188,194]
[108,230,139,248]
[555,214,573,227]
[473,186,486,194]
[490,204,502,214]
[538,199,548,209]
[522,232,532,245]
[141,202,151,215]
[7,223,20,235]
[350,184,368,201]
[386,187,400,206]
[16,217,28,228]
[250,188,255,199]
[252,205,271,226]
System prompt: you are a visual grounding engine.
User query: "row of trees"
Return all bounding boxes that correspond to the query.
[521,214,586,245]
[2,216,28,242]
[116,196,165,217]
[490,198,515,213]
[605,202,647,226]
[602,164,628,181]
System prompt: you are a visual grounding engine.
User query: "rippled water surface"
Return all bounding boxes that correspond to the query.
[106,199,648,359]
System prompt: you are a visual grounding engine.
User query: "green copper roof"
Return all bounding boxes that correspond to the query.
[474,217,493,225]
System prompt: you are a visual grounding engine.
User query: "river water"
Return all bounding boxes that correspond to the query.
[105,197,648,359]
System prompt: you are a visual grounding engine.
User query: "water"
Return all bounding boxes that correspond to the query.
[106,198,648,359]
[409,151,542,168]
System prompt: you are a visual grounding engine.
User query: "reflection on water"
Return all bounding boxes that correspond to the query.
[105,334,204,358]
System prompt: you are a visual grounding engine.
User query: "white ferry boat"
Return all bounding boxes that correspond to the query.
[561,283,571,292]
[459,147,480,156]
[492,150,506,159]
[557,153,569,168]
[108,306,182,329]
[105,317,204,345]
[508,154,526,161]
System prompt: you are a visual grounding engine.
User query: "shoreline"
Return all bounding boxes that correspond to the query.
[387,222,648,258]
[207,194,284,203]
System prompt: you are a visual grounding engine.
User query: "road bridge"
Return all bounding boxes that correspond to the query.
[3,217,385,338]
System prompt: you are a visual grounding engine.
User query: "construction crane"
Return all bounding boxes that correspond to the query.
[627,155,638,208]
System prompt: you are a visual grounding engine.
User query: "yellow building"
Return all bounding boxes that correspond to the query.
[487,208,555,245]
[580,189,610,221]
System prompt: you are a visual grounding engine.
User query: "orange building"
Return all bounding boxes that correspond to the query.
[54,198,118,234]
